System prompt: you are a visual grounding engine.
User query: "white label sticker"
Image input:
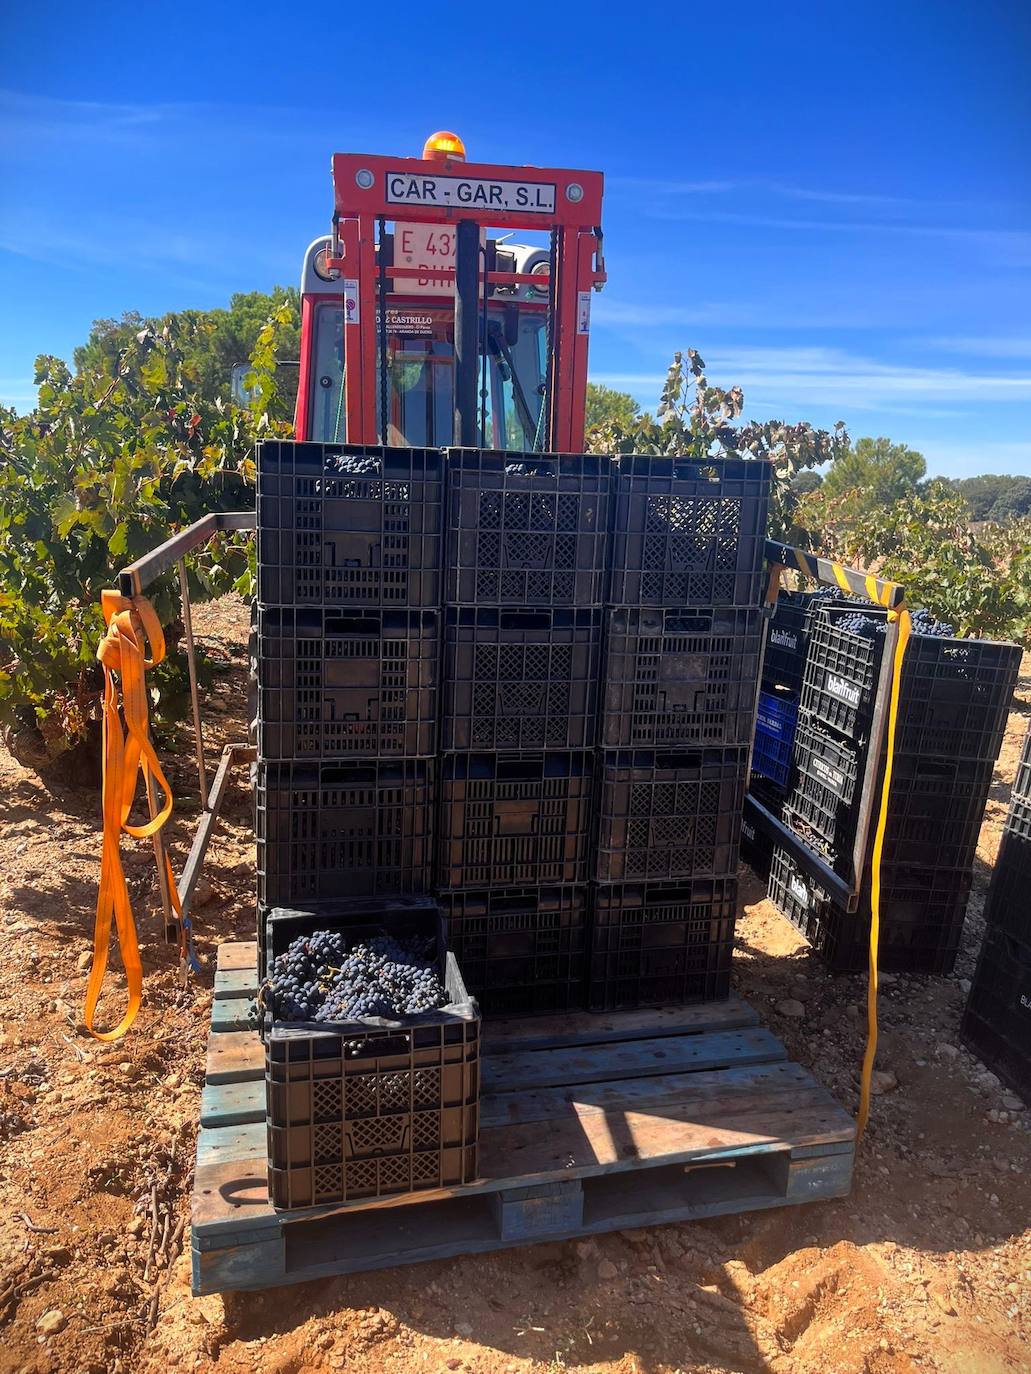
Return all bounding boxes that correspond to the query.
[577,291,591,334]
[341,280,360,324]
[789,875,812,908]
[811,755,847,795]
[770,627,799,651]
[826,673,861,708]
[386,172,556,214]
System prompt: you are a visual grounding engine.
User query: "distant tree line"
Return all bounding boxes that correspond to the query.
[947,473,1031,523]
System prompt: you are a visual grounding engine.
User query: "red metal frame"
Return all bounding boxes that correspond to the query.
[295,149,605,448]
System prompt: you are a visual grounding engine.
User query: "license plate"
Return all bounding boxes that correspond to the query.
[394,223,457,296]
[387,172,556,214]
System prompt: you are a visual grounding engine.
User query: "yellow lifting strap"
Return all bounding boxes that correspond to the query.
[766,562,910,1140]
[857,596,912,1138]
[83,591,185,1041]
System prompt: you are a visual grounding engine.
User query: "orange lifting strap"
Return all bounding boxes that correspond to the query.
[83,591,193,1041]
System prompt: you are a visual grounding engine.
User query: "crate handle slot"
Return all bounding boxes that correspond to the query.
[344,1032,412,1059]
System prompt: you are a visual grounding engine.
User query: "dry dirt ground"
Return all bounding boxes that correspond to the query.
[0,595,1028,1374]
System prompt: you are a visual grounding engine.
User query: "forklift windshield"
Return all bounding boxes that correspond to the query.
[309,299,547,448]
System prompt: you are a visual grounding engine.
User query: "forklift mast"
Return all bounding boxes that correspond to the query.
[294,132,606,452]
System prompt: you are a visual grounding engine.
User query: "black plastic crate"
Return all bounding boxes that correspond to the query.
[266,953,479,1209]
[441,607,601,752]
[257,759,434,906]
[761,591,839,695]
[767,845,834,941]
[438,752,593,889]
[257,442,443,607]
[878,753,994,868]
[895,635,1021,761]
[601,607,763,749]
[865,862,972,974]
[740,808,775,882]
[984,800,1031,945]
[768,846,972,974]
[595,747,747,883]
[1007,792,1031,842]
[438,885,588,1013]
[751,689,799,790]
[588,878,737,1011]
[799,605,887,742]
[257,606,438,759]
[961,927,1031,1104]
[608,455,770,607]
[787,731,994,871]
[763,600,808,696]
[786,717,861,852]
[1014,720,1031,802]
[445,449,609,606]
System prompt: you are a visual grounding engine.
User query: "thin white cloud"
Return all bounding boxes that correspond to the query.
[592,298,740,327]
[607,176,742,195]
[0,204,291,288]
[921,336,1031,359]
[636,206,1031,267]
[0,89,175,150]
[592,344,1031,413]
[608,173,979,213]
[765,182,937,210]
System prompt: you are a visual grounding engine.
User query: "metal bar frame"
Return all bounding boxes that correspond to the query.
[118,511,257,943]
[176,743,257,921]
[764,540,905,609]
[119,511,256,597]
[749,541,907,912]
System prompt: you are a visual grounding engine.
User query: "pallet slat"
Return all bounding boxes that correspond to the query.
[484,997,759,1051]
[482,1027,785,1094]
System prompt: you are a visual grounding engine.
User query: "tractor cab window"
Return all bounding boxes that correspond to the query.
[308,299,546,448]
[310,302,346,442]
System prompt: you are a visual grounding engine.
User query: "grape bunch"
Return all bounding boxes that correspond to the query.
[331,453,382,476]
[260,930,447,1025]
[834,611,887,639]
[910,607,955,638]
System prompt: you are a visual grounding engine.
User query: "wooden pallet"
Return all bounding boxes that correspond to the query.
[192,942,856,1294]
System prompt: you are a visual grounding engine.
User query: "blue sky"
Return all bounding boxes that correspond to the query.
[2,1,1030,478]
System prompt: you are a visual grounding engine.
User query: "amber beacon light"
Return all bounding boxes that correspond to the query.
[422,130,467,161]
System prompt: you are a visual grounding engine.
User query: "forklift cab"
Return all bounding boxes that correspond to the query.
[302,235,551,450]
[294,133,606,452]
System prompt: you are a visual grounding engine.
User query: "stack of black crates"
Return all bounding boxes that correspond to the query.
[436,451,607,1014]
[762,596,1021,974]
[254,443,480,1211]
[253,440,774,1020]
[962,721,1031,1101]
[593,456,769,1009]
[254,444,443,922]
